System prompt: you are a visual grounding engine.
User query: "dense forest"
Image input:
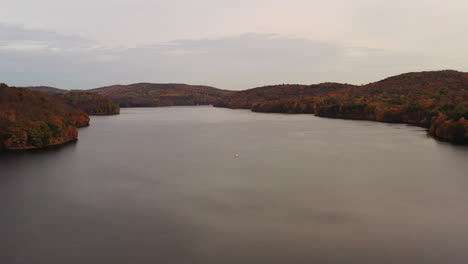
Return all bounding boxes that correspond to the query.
[213,83,353,110]
[24,84,235,108]
[21,86,66,94]
[61,92,120,115]
[0,84,90,150]
[215,70,468,144]
[90,83,235,107]
[22,87,120,115]
[4,70,467,148]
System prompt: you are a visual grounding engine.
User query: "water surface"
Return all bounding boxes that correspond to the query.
[1,106,468,264]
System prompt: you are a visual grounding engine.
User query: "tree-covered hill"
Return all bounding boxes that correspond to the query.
[215,70,468,144]
[90,83,234,107]
[0,84,89,150]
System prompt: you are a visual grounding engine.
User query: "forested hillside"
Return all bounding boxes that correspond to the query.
[215,71,468,144]
[0,84,89,150]
[90,83,234,107]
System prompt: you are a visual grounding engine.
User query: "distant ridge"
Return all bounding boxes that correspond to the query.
[20,86,66,94]
[21,86,120,115]
[213,83,354,109]
[22,83,235,109]
[90,83,235,107]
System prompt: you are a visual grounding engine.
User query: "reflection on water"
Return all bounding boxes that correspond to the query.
[1,106,468,264]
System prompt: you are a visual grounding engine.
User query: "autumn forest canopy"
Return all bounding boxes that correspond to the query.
[1,70,467,150]
[215,71,468,144]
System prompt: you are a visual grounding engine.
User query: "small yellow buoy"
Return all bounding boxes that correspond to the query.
[234,154,240,158]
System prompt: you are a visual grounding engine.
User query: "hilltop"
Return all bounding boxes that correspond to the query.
[61,92,120,115]
[20,86,66,94]
[90,83,235,107]
[214,83,354,110]
[21,87,120,115]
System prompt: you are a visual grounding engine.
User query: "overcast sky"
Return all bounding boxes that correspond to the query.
[1,0,467,90]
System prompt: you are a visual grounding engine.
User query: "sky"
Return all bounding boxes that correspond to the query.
[0,0,467,90]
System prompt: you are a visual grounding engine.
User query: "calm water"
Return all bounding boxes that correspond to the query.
[1,106,468,264]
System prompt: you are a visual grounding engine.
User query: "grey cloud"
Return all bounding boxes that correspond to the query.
[0,23,92,51]
[120,34,346,86]
[0,26,465,90]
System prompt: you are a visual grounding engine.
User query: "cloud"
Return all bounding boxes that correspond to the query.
[0,24,466,90]
[121,33,346,84]
[0,23,93,51]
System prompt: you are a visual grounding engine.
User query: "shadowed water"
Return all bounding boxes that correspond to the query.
[1,106,467,264]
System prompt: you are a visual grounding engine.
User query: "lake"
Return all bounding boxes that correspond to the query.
[1,106,468,264]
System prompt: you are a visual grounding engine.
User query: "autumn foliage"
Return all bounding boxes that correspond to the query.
[61,92,120,115]
[22,86,120,115]
[90,83,234,107]
[215,70,468,144]
[0,84,90,150]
